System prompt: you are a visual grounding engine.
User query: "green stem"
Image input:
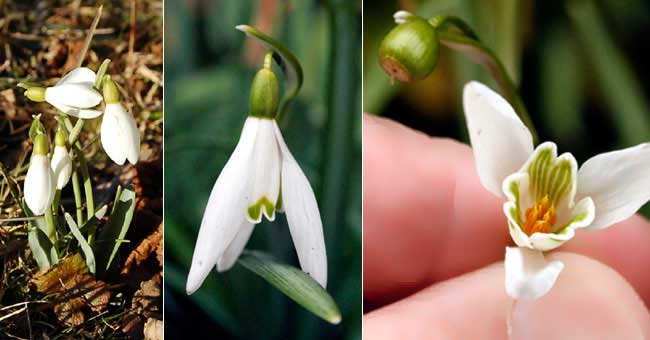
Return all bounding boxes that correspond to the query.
[63,116,95,223]
[72,167,84,226]
[52,189,61,217]
[428,16,478,40]
[78,149,95,221]
[428,16,538,143]
[43,205,56,243]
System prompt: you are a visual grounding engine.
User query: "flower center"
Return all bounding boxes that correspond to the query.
[523,195,557,236]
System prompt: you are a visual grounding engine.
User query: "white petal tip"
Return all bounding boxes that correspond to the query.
[185,276,201,295]
[505,247,564,300]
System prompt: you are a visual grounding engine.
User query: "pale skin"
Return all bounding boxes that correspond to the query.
[363,114,650,339]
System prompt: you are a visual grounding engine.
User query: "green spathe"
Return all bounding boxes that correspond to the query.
[378,18,439,82]
[32,134,49,156]
[249,68,279,119]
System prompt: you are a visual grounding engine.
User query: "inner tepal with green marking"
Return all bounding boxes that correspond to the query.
[503,142,595,251]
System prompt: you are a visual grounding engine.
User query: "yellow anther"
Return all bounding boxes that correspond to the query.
[523,195,557,236]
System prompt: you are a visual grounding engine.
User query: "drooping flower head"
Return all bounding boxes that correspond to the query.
[187,51,327,295]
[24,134,55,216]
[463,81,650,300]
[51,130,72,190]
[25,67,103,119]
[100,77,140,165]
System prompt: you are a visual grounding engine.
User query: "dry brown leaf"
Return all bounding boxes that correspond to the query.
[0,89,16,118]
[143,318,163,340]
[31,254,111,327]
[122,223,162,274]
[122,274,161,336]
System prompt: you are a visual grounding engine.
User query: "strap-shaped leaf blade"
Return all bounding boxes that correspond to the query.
[23,201,55,269]
[95,185,136,275]
[64,212,97,274]
[238,250,341,325]
[235,24,303,121]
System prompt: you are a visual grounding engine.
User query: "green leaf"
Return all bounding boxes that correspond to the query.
[64,212,98,274]
[237,250,341,325]
[95,186,136,275]
[24,201,55,269]
[235,24,303,122]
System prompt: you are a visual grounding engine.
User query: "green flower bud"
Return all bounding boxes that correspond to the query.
[32,133,49,156]
[249,67,279,119]
[25,87,46,102]
[54,130,67,147]
[102,76,121,104]
[378,18,439,83]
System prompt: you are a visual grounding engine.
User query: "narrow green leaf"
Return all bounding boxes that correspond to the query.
[83,204,108,245]
[237,250,341,325]
[24,202,54,269]
[95,185,136,275]
[64,213,97,274]
[235,24,303,122]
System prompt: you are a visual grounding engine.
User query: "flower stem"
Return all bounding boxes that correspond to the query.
[71,169,84,226]
[428,15,538,143]
[77,149,95,220]
[43,205,56,243]
[63,116,95,225]
[52,189,61,217]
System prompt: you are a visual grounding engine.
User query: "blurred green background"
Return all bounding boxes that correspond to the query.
[164,0,361,339]
[365,0,650,219]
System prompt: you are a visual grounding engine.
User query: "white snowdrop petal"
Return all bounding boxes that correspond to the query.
[45,83,102,109]
[100,104,140,165]
[114,104,140,164]
[56,67,97,86]
[463,81,534,197]
[577,143,650,229]
[46,100,103,119]
[101,107,127,165]
[186,118,259,295]
[505,247,564,300]
[246,119,281,223]
[51,146,72,189]
[273,122,328,288]
[24,155,55,215]
[216,220,255,272]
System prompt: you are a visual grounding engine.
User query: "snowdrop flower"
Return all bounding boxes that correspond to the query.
[187,63,327,295]
[50,130,72,190]
[100,77,140,165]
[24,134,55,215]
[25,67,103,119]
[463,81,650,300]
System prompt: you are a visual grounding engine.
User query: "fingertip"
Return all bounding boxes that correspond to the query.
[511,252,650,339]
